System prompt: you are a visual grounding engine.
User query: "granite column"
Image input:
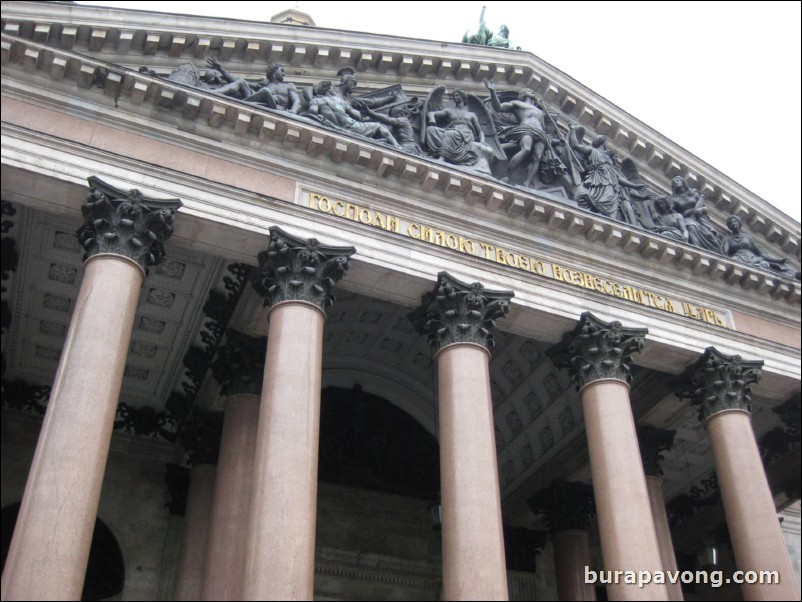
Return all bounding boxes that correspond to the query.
[202,330,265,601]
[174,464,217,601]
[677,348,798,601]
[1,177,180,601]
[173,410,222,600]
[529,480,597,601]
[637,425,682,601]
[551,313,666,601]
[410,272,514,601]
[243,227,355,601]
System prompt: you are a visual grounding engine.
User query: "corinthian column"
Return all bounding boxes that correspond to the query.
[637,425,682,601]
[174,411,222,601]
[243,227,355,601]
[550,313,666,601]
[529,480,597,601]
[174,464,216,601]
[1,177,180,601]
[202,329,265,601]
[677,348,798,601]
[410,272,514,601]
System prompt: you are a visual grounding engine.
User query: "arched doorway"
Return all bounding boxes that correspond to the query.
[2,502,125,600]
[315,385,442,600]
[319,385,440,498]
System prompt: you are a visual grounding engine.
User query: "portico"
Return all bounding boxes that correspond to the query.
[1,3,799,601]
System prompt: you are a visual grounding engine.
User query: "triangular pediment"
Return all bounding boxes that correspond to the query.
[1,1,799,316]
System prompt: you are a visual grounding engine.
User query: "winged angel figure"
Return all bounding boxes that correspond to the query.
[568,124,652,227]
[420,86,505,176]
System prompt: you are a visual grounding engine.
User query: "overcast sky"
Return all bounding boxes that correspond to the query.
[77,1,801,223]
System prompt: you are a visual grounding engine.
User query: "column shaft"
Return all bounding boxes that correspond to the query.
[645,476,682,601]
[202,395,260,601]
[706,410,798,600]
[438,343,508,601]
[553,530,596,601]
[581,380,667,601]
[175,464,217,601]
[1,255,143,601]
[243,302,325,601]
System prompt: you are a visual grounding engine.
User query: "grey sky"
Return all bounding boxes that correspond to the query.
[77,1,801,223]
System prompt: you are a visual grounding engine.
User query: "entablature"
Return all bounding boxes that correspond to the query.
[3,128,800,402]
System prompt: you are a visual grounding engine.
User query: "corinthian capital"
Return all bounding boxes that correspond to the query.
[77,176,182,271]
[676,347,763,422]
[636,424,676,477]
[251,226,355,311]
[179,410,223,466]
[772,393,800,436]
[211,329,267,397]
[408,272,513,353]
[528,479,596,533]
[549,312,647,389]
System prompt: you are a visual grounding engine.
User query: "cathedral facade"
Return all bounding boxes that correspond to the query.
[1,2,800,600]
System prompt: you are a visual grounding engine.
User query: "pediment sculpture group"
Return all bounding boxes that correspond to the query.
[155,58,799,281]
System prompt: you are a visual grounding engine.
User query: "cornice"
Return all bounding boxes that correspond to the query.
[1,32,800,309]
[3,1,799,243]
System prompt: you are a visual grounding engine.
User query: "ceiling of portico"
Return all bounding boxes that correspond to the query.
[1,204,230,411]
